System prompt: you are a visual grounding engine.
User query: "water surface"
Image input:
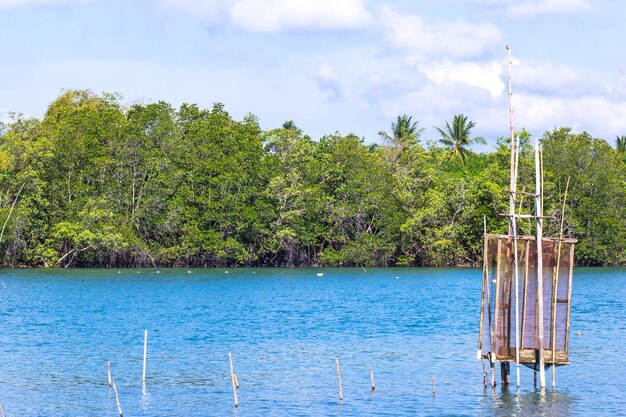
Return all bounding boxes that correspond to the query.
[0,267,624,416]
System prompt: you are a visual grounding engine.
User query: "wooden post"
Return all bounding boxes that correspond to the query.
[484,230,495,388]
[0,403,5,417]
[564,244,575,355]
[112,379,123,417]
[506,45,516,234]
[521,239,530,347]
[432,377,436,395]
[501,238,512,386]
[535,138,547,389]
[229,353,238,408]
[512,134,522,389]
[107,361,112,388]
[234,372,240,389]
[550,241,559,388]
[482,357,487,388]
[478,225,488,360]
[142,329,148,385]
[369,367,375,391]
[492,238,503,387]
[551,177,570,388]
[336,359,343,403]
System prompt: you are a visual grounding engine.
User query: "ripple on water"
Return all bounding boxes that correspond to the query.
[0,267,624,416]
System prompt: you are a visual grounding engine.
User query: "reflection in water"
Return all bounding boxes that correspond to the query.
[491,388,574,417]
[140,384,151,411]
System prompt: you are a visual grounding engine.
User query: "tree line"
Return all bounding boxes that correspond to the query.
[0,90,624,267]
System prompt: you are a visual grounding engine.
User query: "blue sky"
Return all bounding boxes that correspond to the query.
[2,0,626,146]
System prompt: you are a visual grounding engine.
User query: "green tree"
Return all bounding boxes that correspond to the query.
[616,135,626,153]
[378,114,424,149]
[617,135,626,164]
[543,128,626,265]
[436,114,486,163]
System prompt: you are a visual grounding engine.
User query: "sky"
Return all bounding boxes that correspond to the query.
[2,0,626,147]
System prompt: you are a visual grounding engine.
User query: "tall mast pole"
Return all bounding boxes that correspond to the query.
[506,44,521,389]
[535,137,547,388]
[507,45,516,229]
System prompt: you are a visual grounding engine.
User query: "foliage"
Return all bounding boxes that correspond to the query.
[436,114,487,163]
[0,91,624,267]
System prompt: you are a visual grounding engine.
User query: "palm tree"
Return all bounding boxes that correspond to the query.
[282,120,297,130]
[436,114,487,163]
[616,135,626,154]
[378,114,424,149]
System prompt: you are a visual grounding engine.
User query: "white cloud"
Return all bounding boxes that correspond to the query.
[514,62,583,93]
[418,60,505,97]
[515,93,626,136]
[507,0,592,18]
[0,0,85,7]
[161,0,371,32]
[229,0,371,32]
[315,63,341,99]
[380,5,502,58]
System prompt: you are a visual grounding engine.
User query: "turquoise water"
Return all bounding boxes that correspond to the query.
[0,267,624,416]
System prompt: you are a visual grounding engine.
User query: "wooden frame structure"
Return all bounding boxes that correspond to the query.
[478,234,576,371]
[477,45,576,389]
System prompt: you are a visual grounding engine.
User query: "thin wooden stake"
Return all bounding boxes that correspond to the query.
[336,359,343,403]
[229,353,238,408]
[432,377,436,395]
[107,361,112,388]
[142,329,148,384]
[492,238,503,388]
[482,357,487,388]
[0,403,5,417]
[112,379,123,417]
[535,138,547,389]
[478,217,488,360]
[552,176,570,389]
[369,367,375,391]
[234,372,240,389]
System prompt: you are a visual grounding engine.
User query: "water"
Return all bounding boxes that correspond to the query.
[0,267,624,416]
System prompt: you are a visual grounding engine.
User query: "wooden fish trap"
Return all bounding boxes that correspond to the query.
[477,45,577,389]
[478,234,576,371]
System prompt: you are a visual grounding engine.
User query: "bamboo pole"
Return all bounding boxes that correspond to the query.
[521,240,530,347]
[0,403,5,417]
[535,138,547,389]
[478,218,489,359]
[112,379,123,417]
[142,329,148,385]
[107,361,112,388]
[551,177,570,388]
[482,356,487,388]
[369,367,375,391]
[512,134,522,389]
[336,359,343,403]
[229,353,238,408]
[502,238,512,386]
[506,45,516,233]
[484,219,496,388]
[549,245,557,385]
[492,238,503,387]
[565,244,575,354]
[502,43,517,388]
